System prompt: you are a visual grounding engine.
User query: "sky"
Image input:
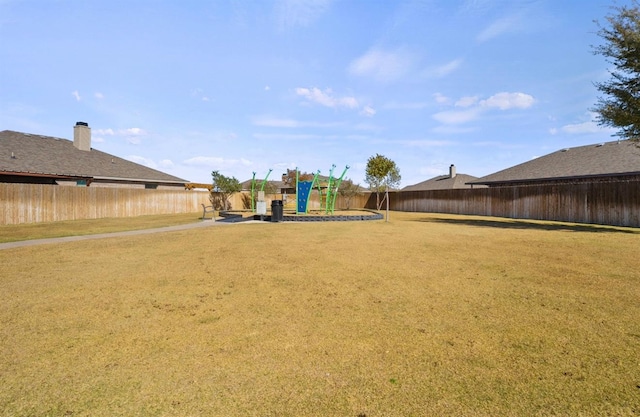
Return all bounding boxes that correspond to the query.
[0,0,630,187]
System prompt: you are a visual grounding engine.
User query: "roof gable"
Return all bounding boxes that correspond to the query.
[402,173,480,191]
[0,130,187,183]
[470,140,640,185]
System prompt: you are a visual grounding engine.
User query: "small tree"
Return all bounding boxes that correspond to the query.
[242,180,278,209]
[281,168,314,189]
[592,1,640,142]
[337,179,363,209]
[210,170,242,210]
[365,154,401,210]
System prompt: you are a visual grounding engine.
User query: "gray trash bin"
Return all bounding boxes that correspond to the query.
[271,200,283,222]
[271,200,284,222]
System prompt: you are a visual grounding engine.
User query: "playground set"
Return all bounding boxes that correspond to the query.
[206,164,382,223]
[249,165,350,216]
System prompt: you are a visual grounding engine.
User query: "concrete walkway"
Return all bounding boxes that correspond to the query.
[0,218,259,250]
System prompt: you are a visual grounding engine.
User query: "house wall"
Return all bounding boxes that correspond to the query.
[55,180,185,190]
[382,181,640,228]
[0,183,210,225]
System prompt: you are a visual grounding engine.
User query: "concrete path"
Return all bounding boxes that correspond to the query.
[0,218,260,251]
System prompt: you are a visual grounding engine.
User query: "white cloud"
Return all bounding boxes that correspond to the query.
[264,85,271,91]
[71,90,81,101]
[423,58,463,78]
[191,88,211,102]
[95,92,104,99]
[383,101,428,110]
[275,0,333,29]
[480,92,534,110]
[352,122,383,132]
[348,47,414,82]
[431,125,478,134]
[126,155,156,168]
[419,166,447,177]
[253,117,299,128]
[253,133,325,140]
[557,112,607,135]
[296,87,359,109]
[252,116,345,128]
[124,127,146,135]
[92,127,147,144]
[561,120,612,135]
[360,106,376,117]
[254,132,371,141]
[94,128,115,136]
[433,93,451,105]
[433,92,535,126]
[183,156,252,168]
[459,0,495,15]
[93,127,147,139]
[402,139,455,148]
[159,159,174,168]
[433,108,481,125]
[126,137,141,145]
[455,96,479,108]
[477,15,521,42]
[191,131,238,141]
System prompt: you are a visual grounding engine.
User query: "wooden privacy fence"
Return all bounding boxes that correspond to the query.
[383,181,640,228]
[0,184,373,225]
[4,182,638,227]
[0,184,211,225]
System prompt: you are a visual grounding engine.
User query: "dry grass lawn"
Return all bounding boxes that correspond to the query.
[0,213,203,243]
[1,212,639,416]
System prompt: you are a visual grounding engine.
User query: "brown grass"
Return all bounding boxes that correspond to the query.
[0,213,203,243]
[1,212,639,416]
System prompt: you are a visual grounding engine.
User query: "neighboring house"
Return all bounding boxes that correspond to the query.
[240,179,288,194]
[468,140,640,188]
[402,165,485,191]
[0,122,187,189]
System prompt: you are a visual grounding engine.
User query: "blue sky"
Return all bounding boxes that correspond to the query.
[0,0,627,186]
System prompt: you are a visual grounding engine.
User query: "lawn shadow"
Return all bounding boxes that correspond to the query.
[415,216,640,234]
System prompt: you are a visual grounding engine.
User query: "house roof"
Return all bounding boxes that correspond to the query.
[0,130,187,184]
[240,179,288,191]
[469,139,640,186]
[402,173,480,191]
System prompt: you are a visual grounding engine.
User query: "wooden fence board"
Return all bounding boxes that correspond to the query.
[2,182,638,227]
[386,182,640,227]
[0,184,212,225]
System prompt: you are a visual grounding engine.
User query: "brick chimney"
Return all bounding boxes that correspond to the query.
[73,121,91,151]
[449,164,456,178]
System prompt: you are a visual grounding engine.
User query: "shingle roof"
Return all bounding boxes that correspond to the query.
[240,179,288,190]
[402,173,480,191]
[469,140,640,185]
[0,130,187,183]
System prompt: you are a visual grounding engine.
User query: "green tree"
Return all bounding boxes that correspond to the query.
[364,154,401,210]
[210,170,242,210]
[592,1,640,142]
[337,178,363,209]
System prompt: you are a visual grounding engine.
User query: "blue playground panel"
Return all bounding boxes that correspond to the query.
[297,181,313,213]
